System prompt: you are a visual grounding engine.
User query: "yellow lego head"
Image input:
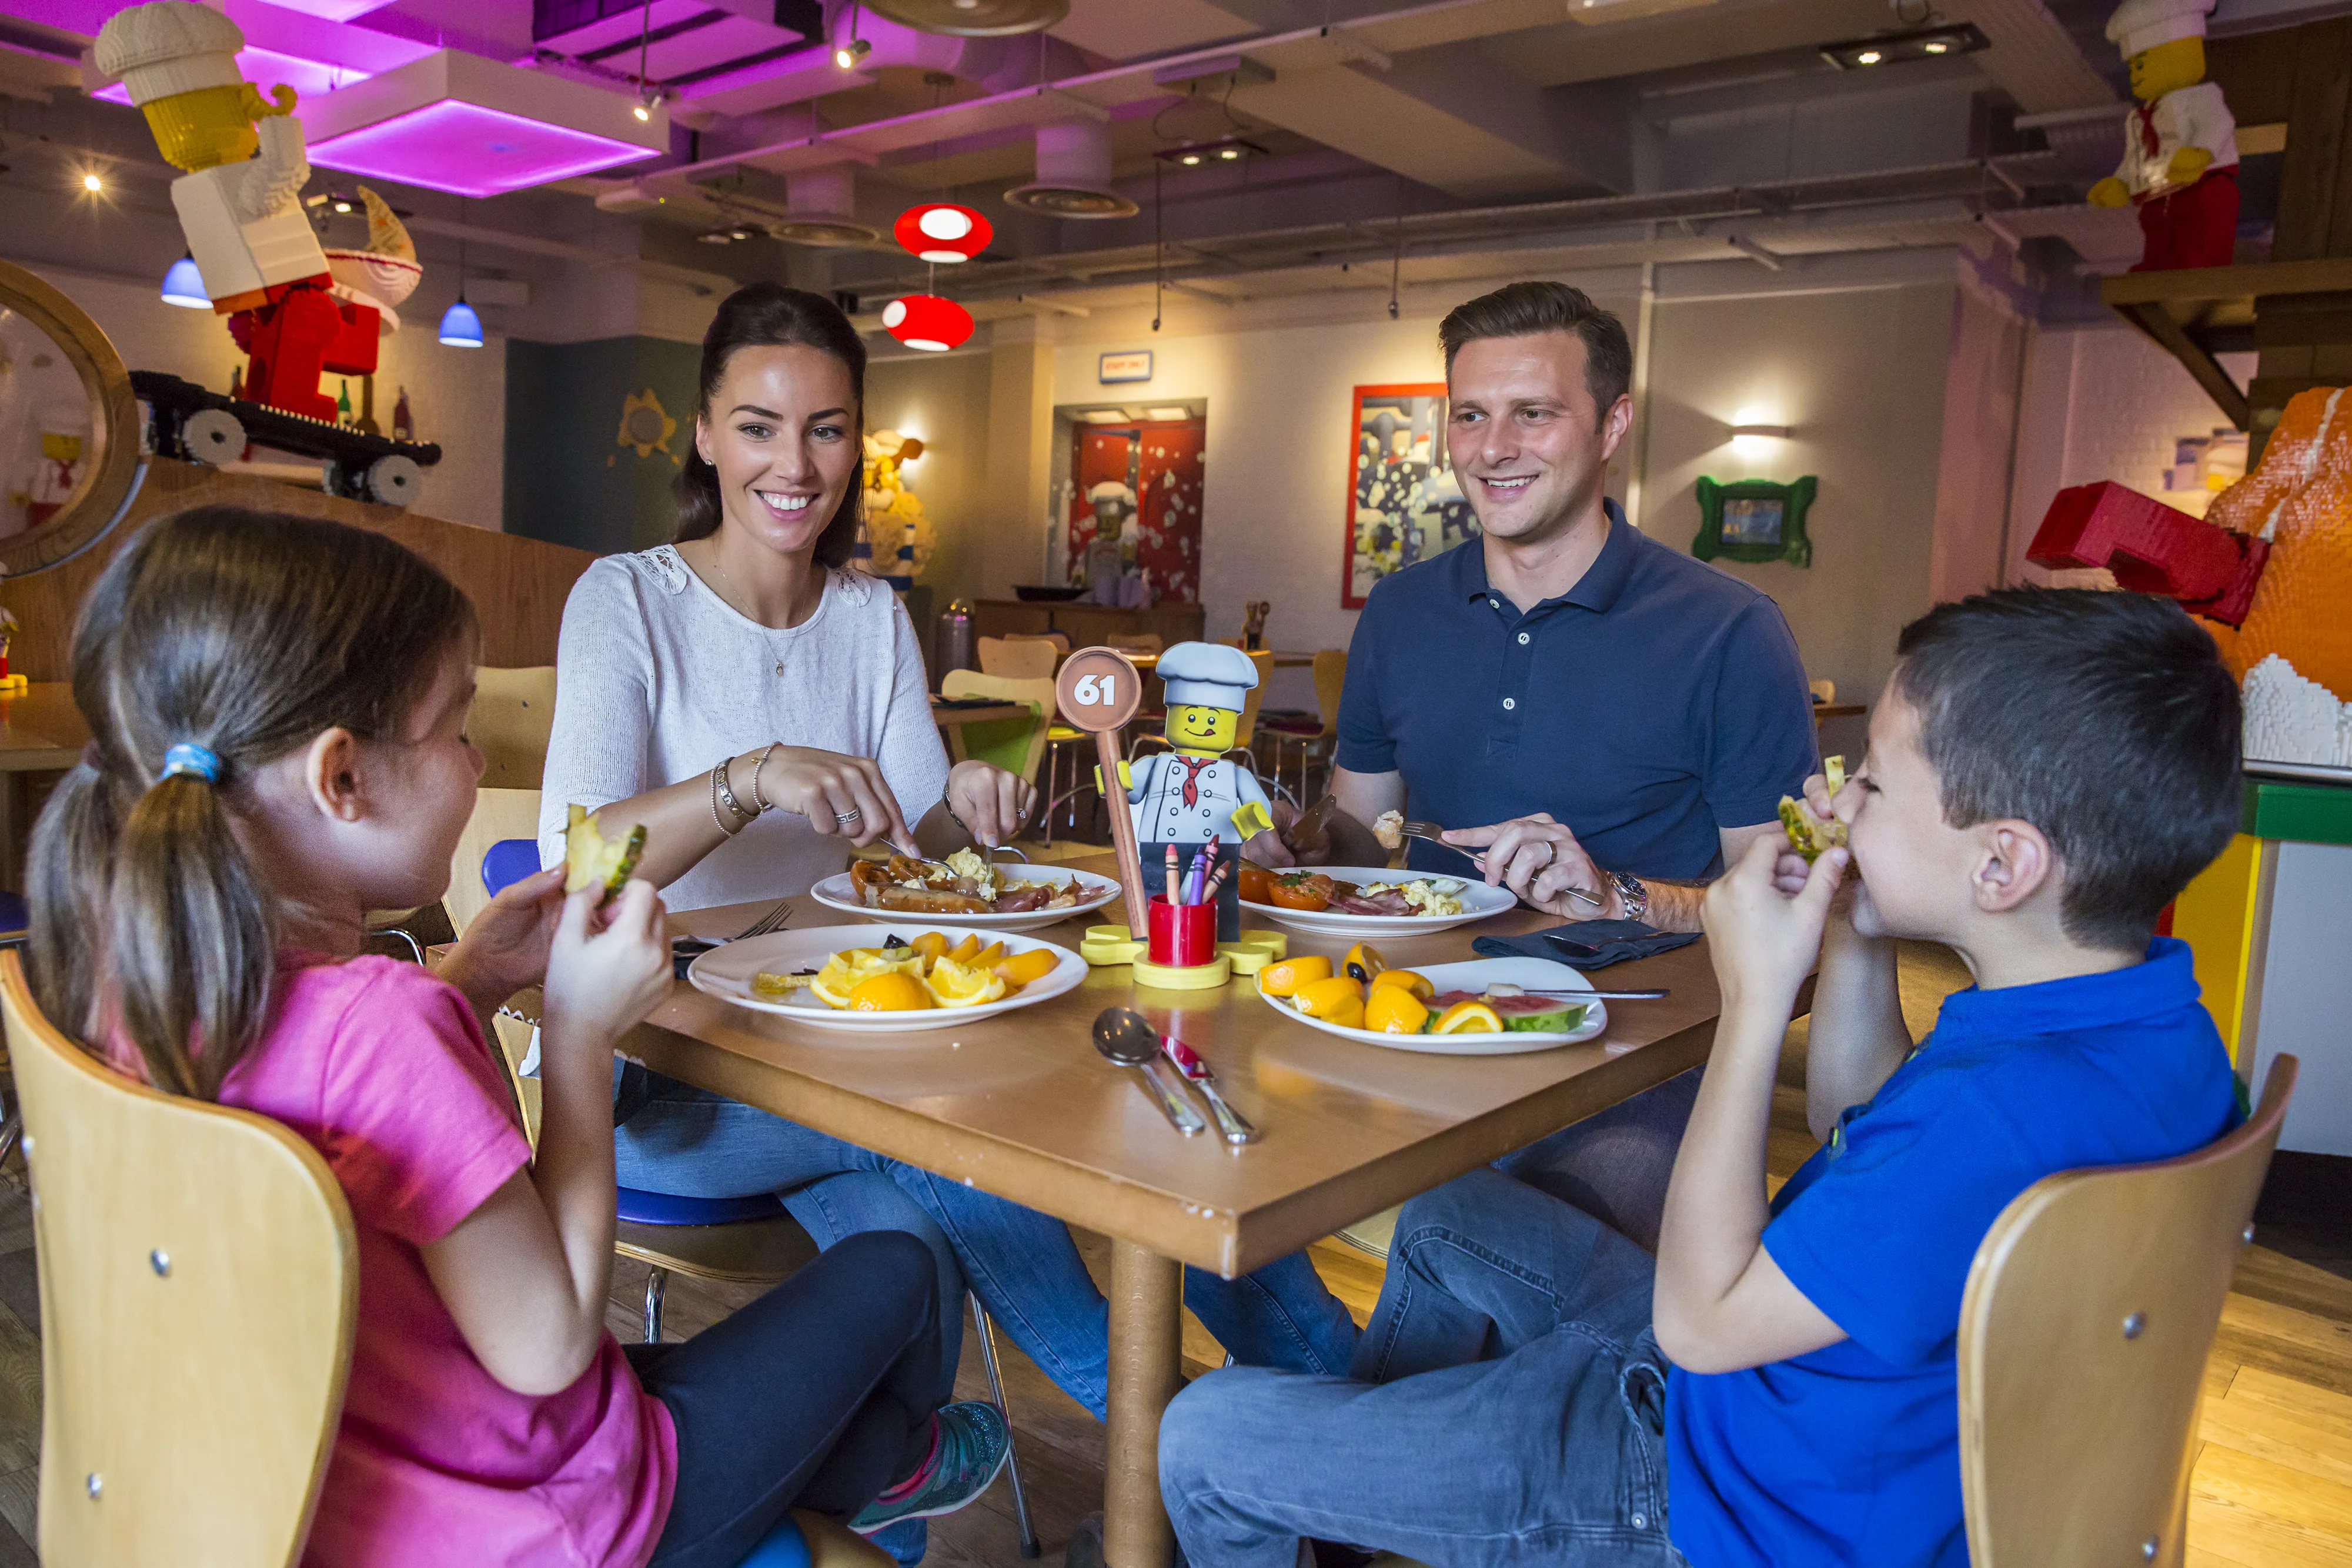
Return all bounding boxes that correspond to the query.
[38,433,83,463]
[141,81,292,172]
[1164,702,1238,755]
[2127,35,2204,102]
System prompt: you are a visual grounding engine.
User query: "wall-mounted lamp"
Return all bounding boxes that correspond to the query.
[1730,423,1792,440]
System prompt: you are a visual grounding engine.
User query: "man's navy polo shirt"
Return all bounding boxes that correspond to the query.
[1334,500,1818,880]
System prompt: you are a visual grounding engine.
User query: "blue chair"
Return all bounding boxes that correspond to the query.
[479,841,1040,1556]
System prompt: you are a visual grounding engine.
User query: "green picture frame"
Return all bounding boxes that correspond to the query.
[1693,475,1816,567]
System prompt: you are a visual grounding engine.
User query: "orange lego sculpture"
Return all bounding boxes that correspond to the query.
[2206,388,2352,700]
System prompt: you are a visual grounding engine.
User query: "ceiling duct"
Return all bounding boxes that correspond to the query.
[1004,121,1138,219]
[771,166,881,246]
[868,0,1070,38]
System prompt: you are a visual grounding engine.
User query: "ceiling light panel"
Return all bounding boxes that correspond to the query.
[302,51,667,198]
[1818,23,1987,71]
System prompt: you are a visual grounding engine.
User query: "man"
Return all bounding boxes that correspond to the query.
[1264,280,1817,1249]
[1264,280,1815,935]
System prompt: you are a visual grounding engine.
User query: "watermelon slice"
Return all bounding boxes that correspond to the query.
[1427,989,1591,1033]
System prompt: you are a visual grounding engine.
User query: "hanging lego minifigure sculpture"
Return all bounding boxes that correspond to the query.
[93,2,378,423]
[1117,642,1279,942]
[2089,0,2239,272]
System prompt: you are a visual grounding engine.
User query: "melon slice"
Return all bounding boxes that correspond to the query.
[564,804,646,901]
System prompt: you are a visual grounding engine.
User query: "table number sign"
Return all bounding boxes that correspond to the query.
[1055,647,1151,923]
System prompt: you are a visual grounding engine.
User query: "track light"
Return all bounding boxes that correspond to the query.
[835,35,870,68]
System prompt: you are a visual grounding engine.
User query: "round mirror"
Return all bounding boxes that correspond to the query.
[0,260,141,576]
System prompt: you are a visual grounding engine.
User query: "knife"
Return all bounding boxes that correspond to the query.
[1161,1034,1259,1146]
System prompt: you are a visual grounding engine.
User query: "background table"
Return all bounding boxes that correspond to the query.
[0,684,88,890]
[622,856,1763,1568]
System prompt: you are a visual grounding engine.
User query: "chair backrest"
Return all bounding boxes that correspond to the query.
[447,787,544,936]
[1000,630,1070,654]
[1959,1056,2297,1568]
[1108,633,1164,655]
[470,666,558,790]
[1,953,357,1567]
[1311,648,1348,738]
[939,671,1058,787]
[1232,647,1276,748]
[977,636,1058,679]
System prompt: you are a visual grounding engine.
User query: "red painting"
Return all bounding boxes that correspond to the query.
[1065,417,1206,603]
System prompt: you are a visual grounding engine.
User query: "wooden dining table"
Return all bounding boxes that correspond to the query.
[619,854,1760,1568]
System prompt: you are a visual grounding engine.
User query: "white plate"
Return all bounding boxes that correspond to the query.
[688,925,1087,1032]
[807,867,1121,932]
[1257,957,1606,1056]
[1241,866,1515,937]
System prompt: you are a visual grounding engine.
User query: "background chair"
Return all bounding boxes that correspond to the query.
[1959,1056,2298,1568]
[470,666,558,790]
[3,952,356,1568]
[976,637,1059,680]
[1258,649,1348,806]
[938,673,1058,798]
[473,850,1041,1556]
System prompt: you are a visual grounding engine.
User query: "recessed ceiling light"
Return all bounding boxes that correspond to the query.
[1179,152,1202,165]
[1819,23,1987,71]
[1857,49,1882,63]
[1923,41,1947,53]
[1154,137,1269,168]
[1218,146,1241,160]
[81,172,102,192]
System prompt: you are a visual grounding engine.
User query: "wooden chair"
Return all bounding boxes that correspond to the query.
[1,952,356,1567]
[1959,1055,2298,1568]
[1259,648,1347,804]
[977,637,1059,680]
[470,666,558,789]
[940,671,1057,795]
[447,785,547,937]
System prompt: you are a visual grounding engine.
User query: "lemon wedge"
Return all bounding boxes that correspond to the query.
[925,957,1008,1008]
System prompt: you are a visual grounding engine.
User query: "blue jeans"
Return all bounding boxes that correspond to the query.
[613,1072,1362,1419]
[1161,1170,1684,1568]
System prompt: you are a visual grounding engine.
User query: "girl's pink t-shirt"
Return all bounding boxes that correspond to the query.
[200,955,676,1567]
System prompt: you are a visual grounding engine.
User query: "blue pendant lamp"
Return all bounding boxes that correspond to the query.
[160,252,208,308]
[437,234,483,347]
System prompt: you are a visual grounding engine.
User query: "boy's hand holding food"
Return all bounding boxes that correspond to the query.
[1706,834,1845,1016]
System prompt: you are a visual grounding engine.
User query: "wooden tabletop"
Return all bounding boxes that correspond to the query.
[929,697,1031,730]
[0,683,88,773]
[624,854,1735,1278]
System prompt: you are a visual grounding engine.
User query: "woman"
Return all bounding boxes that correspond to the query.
[540,285,1358,1455]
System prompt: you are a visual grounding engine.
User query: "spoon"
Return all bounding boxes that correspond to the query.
[1092,1007,1207,1136]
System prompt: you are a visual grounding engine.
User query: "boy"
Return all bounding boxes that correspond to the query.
[1160,589,2241,1567]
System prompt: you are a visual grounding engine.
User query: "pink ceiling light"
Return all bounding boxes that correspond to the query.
[243,0,396,19]
[302,51,666,198]
[882,295,974,352]
[893,202,991,263]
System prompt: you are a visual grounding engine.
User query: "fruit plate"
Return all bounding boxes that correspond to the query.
[688,925,1087,1033]
[1257,957,1606,1057]
[1241,867,1516,938]
[807,868,1121,933]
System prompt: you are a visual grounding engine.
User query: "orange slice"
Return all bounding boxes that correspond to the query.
[848,972,934,1011]
[1431,999,1503,1034]
[1257,955,1334,997]
[1341,942,1388,982]
[1369,969,1432,999]
[1363,985,1430,1035]
[1291,975,1367,1028]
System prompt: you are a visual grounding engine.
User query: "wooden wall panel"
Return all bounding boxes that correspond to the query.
[0,460,596,682]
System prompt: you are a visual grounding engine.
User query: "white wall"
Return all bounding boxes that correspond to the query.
[26,262,508,532]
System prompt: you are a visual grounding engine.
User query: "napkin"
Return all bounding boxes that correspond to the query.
[1472,918,1700,971]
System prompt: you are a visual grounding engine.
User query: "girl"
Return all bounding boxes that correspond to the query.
[26,507,1008,1568]
[537,285,1361,1430]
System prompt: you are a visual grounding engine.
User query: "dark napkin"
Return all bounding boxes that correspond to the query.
[1472,918,1700,971]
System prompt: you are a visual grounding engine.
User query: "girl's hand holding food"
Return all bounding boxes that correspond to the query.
[542,878,671,1050]
[440,867,566,1015]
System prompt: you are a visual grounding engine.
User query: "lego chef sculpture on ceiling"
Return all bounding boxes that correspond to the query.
[1118,642,1278,942]
[2089,0,2239,271]
[93,2,378,423]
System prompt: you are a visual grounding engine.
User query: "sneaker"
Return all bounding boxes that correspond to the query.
[849,1402,1011,1533]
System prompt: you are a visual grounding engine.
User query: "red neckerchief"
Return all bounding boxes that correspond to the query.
[1175,755,1215,806]
[2136,102,2160,158]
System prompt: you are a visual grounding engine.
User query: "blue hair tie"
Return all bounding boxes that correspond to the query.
[159,743,222,784]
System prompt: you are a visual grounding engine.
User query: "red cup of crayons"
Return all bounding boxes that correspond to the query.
[1147,838,1226,967]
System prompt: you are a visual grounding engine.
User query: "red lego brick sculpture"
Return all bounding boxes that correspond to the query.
[2026,480,2270,626]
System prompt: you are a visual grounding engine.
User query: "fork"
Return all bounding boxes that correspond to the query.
[729,898,797,941]
[1394,821,1604,910]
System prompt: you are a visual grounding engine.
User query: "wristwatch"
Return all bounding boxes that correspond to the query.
[1604,869,1648,924]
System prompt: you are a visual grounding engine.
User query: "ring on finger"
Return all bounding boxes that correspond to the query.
[836,808,863,827]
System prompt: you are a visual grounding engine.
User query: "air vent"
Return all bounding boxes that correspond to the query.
[1004,121,1137,219]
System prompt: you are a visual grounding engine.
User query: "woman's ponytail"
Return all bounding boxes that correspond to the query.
[25,507,473,1099]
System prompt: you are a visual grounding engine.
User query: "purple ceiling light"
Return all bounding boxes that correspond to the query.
[302,51,667,198]
[242,0,396,19]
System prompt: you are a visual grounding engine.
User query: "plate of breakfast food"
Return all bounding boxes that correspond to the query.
[1254,947,1605,1056]
[688,924,1088,1032]
[1235,862,1515,937]
[809,850,1121,932]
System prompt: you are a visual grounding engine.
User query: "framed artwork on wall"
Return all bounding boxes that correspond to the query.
[1344,382,1472,608]
[1693,474,1817,567]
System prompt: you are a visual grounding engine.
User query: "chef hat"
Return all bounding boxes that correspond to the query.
[2106,0,2213,59]
[1158,640,1260,712]
[93,2,248,107]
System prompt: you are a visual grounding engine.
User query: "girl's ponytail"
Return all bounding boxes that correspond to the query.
[26,507,473,1099]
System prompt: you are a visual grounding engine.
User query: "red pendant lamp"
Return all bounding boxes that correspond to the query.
[893,202,991,263]
[883,295,974,352]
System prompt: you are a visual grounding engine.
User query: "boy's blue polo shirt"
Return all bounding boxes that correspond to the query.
[1334,504,1816,880]
[1667,938,2237,1567]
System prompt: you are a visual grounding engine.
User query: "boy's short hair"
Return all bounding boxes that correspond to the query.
[1438,282,1632,420]
[1892,589,2240,951]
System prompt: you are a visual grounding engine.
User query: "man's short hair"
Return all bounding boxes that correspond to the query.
[1438,282,1633,419]
[1892,589,2241,951]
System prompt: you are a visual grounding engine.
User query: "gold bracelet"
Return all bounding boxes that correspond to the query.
[749,741,781,813]
[715,753,756,823]
[711,760,743,835]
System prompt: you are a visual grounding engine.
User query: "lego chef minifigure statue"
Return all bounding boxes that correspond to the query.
[2090,0,2239,272]
[1124,642,1279,942]
[93,2,377,422]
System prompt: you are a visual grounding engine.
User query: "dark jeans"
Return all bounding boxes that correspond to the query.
[628,1230,945,1568]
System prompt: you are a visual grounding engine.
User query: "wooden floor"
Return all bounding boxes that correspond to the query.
[0,941,2341,1563]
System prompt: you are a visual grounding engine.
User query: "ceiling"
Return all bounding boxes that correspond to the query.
[0,0,2326,334]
